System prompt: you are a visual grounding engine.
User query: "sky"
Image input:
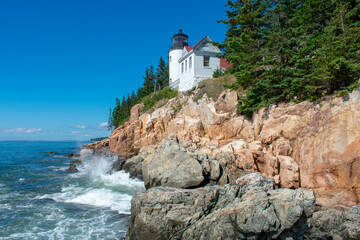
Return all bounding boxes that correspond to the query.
[0,0,228,141]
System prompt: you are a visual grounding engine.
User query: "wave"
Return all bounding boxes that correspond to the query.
[39,153,144,214]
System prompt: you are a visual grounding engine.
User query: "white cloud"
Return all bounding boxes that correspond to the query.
[75,125,86,129]
[98,122,108,128]
[3,128,42,134]
[71,131,81,134]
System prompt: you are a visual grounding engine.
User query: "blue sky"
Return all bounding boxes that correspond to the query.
[0,0,228,141]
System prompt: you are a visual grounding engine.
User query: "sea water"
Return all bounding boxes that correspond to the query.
[0,141,144,239]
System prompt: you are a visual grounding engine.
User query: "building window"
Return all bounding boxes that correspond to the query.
[185,60,187,71]
[189,57,192,68]
[181,63,184,73]
[169,56,172,62]
[203,56,210,67]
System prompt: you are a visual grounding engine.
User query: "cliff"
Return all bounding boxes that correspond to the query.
[80,87,360,239]
[105,88,360,208]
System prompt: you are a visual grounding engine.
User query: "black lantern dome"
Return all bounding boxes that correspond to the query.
[171,29,189,50]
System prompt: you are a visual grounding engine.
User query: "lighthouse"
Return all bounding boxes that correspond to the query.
[169,29,188,89]
[168,30,231,91]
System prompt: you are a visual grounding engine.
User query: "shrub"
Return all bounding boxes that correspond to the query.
[142,88,178,112]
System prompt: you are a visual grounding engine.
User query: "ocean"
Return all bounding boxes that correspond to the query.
[0,141,144,239]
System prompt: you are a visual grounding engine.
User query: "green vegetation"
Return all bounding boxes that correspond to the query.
[142,88,178,112]
[219,0,360,117]
[192,74,237,101]
[212,68,225,78]
[108,57,176,130]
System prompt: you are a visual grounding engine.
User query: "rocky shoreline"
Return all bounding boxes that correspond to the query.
[81,89,360,239]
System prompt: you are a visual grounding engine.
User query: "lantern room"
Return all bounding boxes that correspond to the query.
[171,29,189,50]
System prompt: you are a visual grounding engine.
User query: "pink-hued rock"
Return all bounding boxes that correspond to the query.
[274,138,293,156]
[214,90,238,115]
[249,141,263,152]
[83,138,109,153]
[278,155,299,188]
[235,149,257,172]
[106,89,360,206]
[212,139,248,156]
[167,116,204,143]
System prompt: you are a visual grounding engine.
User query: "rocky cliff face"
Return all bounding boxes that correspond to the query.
[106,89,360,208]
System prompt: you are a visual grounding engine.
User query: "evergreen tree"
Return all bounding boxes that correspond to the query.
[248,0,302,105]
[142,66,156,96]
[314,0,360,93]
[137,86,144,100]
[156,57,169,89]
[219,0,360,116]
[218,0,271,89]
[112,98,121,127]
[108,107,114,131]
[130,90,137,107]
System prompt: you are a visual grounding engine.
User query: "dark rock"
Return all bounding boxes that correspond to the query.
[120,146,155,179]
[66,153,80,158]
[122,156,143,179]
[67,163,78,173]
[305,205,360,240]
[70,160,82,164]
[126,172,316,240]
[111,157,127,171]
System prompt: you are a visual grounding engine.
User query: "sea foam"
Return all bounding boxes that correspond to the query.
[40,152,144,214]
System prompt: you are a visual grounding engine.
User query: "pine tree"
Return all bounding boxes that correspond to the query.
[251,0,302,103]
[218,0,271,89]
[316,0,360,93]
[156,57,169,89]
[130,90,137,107]
[137,86,144,100]
[108,107,114,131]
[112,98,121,127]
[219,0,360,117]
[142,66,156,96]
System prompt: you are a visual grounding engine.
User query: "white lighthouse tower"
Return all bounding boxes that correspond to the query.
[169,30,188,89]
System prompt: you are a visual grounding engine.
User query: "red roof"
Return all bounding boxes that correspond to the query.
[184,46,193,52]
[184,35,208,52]
[220,58,233,69]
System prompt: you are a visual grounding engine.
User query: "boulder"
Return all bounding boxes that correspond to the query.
[142,137,204,189]
[66,153,80,158]
[67,163,78,173]
[122,156,144,179]
[126,173,316,240]
[111,157,127,172]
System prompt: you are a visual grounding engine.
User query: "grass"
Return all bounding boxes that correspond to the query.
[192,74,237,102]
[141,88,178,112]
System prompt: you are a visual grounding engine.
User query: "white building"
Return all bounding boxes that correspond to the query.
[169,30,231,92]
